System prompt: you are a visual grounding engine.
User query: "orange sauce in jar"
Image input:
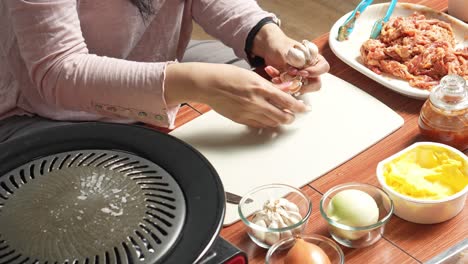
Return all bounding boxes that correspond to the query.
[418,75,468,151]
[418,101,467,151]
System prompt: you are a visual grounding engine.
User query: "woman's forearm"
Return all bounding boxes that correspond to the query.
[191,0,276,62]
[164,63,199,106]
[7,0,179,127]
[164,62,231,106]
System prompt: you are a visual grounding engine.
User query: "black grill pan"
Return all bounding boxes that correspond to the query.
[0,122,225,264]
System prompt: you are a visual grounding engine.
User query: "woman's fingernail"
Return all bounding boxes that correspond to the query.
[278,81,292,88]
[304,104,312,111]
[288,67,298,74]
[299,70,309,77]
[272,77,282,84]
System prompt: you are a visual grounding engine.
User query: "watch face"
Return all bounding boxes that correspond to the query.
[274,17,281,27]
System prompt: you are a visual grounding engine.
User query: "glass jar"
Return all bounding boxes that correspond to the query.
[418,75,468,151]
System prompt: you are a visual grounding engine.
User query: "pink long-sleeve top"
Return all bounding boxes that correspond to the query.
[0,0,273,128]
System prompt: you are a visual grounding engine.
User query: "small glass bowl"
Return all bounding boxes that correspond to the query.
[265,235,345,264]
[238,184,312,248]
[319,182,393,248]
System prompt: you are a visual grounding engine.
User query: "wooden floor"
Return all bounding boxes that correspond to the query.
[191,0,387,41]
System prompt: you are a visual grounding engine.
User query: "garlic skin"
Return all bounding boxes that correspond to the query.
[251,198,303,246]
[279,72,303,94]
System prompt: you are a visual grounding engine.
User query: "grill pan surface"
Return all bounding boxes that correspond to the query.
[0,122,226,264]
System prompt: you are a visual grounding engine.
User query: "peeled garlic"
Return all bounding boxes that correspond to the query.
[251,198,302,246]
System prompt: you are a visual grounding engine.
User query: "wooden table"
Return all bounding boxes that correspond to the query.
[155,0,468,262]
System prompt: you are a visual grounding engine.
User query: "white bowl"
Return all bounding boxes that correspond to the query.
[376,142,468,224]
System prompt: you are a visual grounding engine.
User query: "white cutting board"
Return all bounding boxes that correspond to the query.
[170,73,404,226]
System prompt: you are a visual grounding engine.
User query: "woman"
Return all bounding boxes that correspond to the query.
[0,0,329,141]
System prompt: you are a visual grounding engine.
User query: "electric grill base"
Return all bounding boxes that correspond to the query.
[0,122,247,264]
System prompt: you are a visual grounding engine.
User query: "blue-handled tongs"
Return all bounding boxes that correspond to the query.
[369,0,398,39]
[337,0,398,41]
[337,0,374,41]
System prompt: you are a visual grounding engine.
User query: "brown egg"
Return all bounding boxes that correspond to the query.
[284,238,331,264]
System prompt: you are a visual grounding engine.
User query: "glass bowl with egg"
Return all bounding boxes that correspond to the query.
[266,234,345,264]
[238,184,312,248]
[376,142,468,224]
[319,182,393,248]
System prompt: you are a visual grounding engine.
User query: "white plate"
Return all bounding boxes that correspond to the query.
[329,3,468,100]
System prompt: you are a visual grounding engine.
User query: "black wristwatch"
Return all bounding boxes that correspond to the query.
[244,16,281,67]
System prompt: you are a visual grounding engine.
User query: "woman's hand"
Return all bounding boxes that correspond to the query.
[264,55,330,94]
[164,63,310,128]
[251,23,297,71]
[251,23,330,94]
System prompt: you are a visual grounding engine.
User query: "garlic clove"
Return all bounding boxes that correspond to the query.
[283,211,303,226]
[264,199,277,211]
[277,214,288,226]
[286,47,307,68]
[266,210,274,222]
[294,43,311,63]
[276,207,290,219]
[302,40,319,66]
[282,216,296,227]
[277,217,293,239]
[253,210,267,219]
[252,210,271,226]
[285,40,319,70]
[271,211,284,222]
[278,198,300,213]
[289,211,303,220]
[252,218,267,242]
[276,198,289,207]
[250,198,304,246]
[265,221,281,245]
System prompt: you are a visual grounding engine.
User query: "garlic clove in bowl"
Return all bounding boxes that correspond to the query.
[238,184,312,248]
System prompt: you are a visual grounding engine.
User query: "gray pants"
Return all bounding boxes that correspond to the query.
[0,40,251,143]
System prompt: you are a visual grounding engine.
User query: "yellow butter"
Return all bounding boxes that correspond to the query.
[383,145,468,200]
